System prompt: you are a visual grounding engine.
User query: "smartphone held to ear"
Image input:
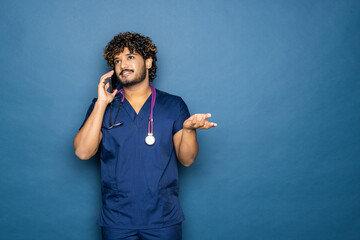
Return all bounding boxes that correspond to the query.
[108,69,117,92]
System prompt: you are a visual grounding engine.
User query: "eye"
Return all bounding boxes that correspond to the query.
[128,56,134,60]
[114,59,120,65]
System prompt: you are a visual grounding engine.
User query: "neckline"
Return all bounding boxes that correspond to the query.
[114,85,157,121]
[126,93,152,116]
[121,90,155,121]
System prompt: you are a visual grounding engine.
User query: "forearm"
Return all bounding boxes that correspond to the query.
[73,101,107,160]
[178,128,199,167]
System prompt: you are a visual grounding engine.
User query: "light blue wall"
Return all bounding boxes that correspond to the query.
[1,0,359,239]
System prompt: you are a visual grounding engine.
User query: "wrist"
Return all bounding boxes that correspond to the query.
[183,127,196,134]
[95,100,108,109]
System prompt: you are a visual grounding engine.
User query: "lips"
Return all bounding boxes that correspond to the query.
[121,70,133,76]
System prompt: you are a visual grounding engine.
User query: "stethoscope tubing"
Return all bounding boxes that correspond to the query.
[102,84,156,145]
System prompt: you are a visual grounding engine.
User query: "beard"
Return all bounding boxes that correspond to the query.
[116,64,147,87]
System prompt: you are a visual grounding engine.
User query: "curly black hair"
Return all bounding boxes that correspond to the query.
[103,32,158,83]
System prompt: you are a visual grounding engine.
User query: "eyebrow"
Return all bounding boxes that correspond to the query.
[114,53,137,60]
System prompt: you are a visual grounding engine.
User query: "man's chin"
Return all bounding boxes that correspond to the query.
[118,77,133,86]
[119,77,146,87]
[120,79,142,87]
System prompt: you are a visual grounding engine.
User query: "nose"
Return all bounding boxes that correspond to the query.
[120,58,129,69]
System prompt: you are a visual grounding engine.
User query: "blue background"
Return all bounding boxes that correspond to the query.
[1,0,359,239]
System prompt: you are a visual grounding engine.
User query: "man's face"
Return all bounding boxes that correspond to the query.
[114,47,147,87]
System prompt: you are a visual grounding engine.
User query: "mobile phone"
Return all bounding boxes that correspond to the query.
[109,68,117,92]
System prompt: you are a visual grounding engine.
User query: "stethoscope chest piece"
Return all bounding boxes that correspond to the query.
[145,133,155,146]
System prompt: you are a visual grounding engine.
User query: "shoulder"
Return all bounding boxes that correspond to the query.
[83,97,99,114]
[87,97,98,108]
[155,88,186,105]
[155,88,190,119]
[85,97,98,109]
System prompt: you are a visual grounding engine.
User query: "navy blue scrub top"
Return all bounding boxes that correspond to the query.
[79,88,191,229]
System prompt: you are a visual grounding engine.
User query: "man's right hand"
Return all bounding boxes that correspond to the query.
[98,70,118,104]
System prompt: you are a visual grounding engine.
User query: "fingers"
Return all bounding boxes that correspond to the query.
[204,121,217,129]
[104,81,118,95]
[198,114,206,127]
[189,113,218,129]
[110,89,118,98]
[105,82,116,93]
[99,70,115,86]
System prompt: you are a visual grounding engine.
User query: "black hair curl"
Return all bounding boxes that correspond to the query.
[103,32,158,82]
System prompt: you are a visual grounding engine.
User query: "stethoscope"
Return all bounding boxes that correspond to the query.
[101,84,156,146]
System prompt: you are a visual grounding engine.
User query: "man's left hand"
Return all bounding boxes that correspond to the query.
[183,113,217,130]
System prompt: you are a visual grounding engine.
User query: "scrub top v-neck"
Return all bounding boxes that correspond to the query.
[79,88,191,229]
[123,93,151,122]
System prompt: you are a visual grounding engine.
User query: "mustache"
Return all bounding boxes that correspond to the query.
[120,69,134,75]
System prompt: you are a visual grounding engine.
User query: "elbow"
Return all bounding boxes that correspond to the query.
[73,136,93,160]
[181,157,196,167]
[183,162,194,167]
[75,149,91,160]
[74,145,98,160]
[179,152,198,167]
[74,143,95,160]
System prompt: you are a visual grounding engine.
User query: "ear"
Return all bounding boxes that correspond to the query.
[145,57,153,69]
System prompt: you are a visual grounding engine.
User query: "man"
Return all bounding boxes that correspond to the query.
[73,32,217,240]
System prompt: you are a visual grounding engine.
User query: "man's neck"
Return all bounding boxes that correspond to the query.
[122,80,152,102]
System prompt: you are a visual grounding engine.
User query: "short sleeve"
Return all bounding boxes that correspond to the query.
[172,97,191,135]
[78,98,97,131]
